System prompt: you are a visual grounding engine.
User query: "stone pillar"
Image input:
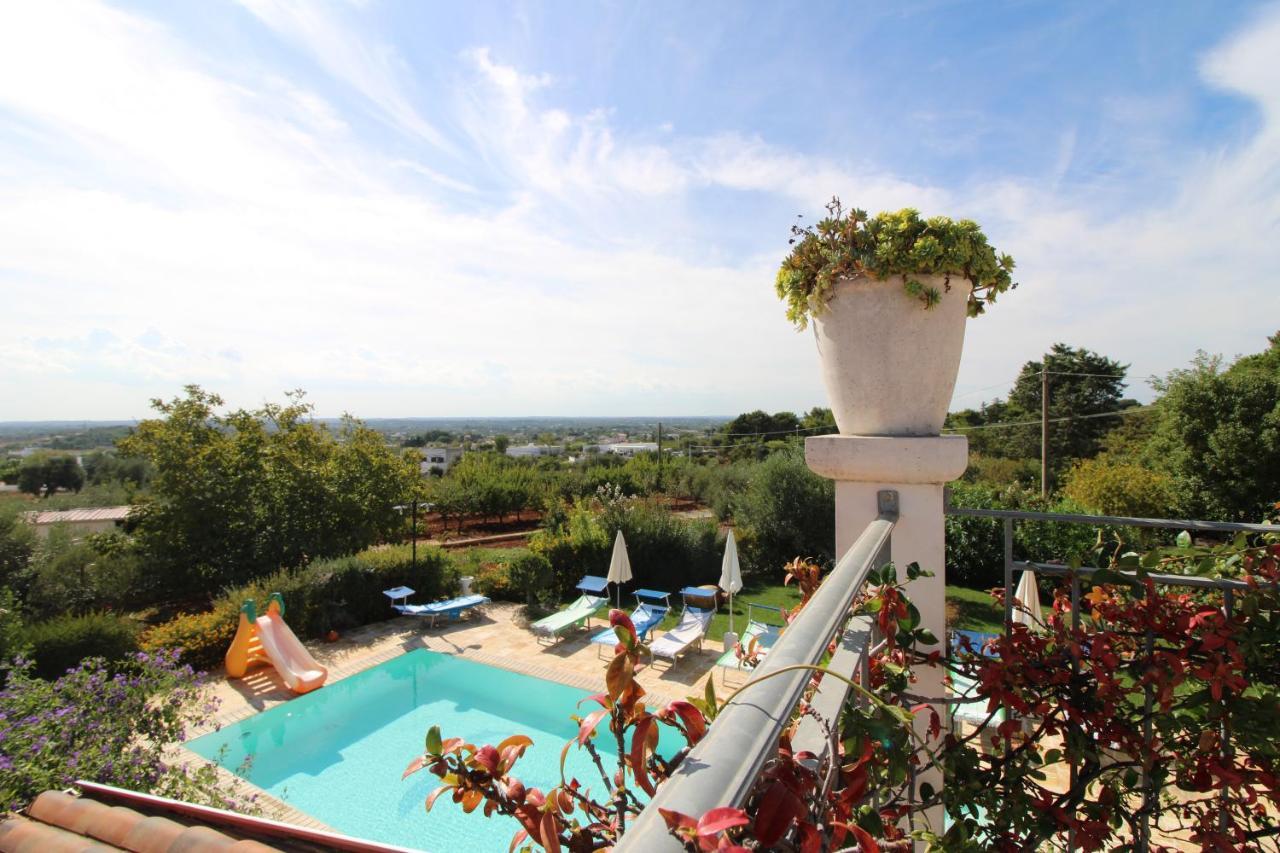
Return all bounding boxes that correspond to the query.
[806,433,968,840]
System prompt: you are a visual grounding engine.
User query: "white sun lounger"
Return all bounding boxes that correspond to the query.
[649,587,715,666]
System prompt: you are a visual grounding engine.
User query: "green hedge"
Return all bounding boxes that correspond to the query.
[141,543,458,669]
[945,482,1121,589]
[25,612,140,679]
[531,499,720,601]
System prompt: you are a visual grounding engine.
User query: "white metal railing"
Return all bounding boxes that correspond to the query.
[616,491,898,852]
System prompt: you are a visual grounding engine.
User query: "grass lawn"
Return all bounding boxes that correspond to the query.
[946,585,1004,634]
[609,583,1006,644]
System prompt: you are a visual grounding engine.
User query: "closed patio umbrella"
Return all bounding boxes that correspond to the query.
[1013,569,1043,628]
[719,530,743,635]
[606,530,633,608]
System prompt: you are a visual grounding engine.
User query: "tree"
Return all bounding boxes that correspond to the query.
[799,406,837,435]
[1146,334,1280,521]
[720,410,801,438]
[986,344,1128,481]
[731,446,834,577]
[16,454,85,498]
[118,386,420,595]
[493,435,510,454]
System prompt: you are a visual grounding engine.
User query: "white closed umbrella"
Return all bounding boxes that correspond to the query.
[606,530,633,608]
[1013,569,1043,628]
[719,530,743,635]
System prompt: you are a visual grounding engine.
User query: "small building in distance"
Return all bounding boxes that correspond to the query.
[506,444,564,458]
[419,447,463,475]
[23,506,132,539]
[579,442,659,456]
[605,442,659,457]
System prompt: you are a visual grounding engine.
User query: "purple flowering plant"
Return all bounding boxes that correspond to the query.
[0,649,255,812]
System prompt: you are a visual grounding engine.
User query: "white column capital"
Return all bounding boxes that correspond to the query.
[805,434,968,484]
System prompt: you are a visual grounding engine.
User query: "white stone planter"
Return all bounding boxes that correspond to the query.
[812,274,971,436]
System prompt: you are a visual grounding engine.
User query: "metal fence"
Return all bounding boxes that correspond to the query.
[618,496,1273,851]
[616,490,898,852]
[944,499,1276,851]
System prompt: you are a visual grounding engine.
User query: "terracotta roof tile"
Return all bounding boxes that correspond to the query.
[2,787,413,853]
[121,815,189,852]
[0,814,115,852]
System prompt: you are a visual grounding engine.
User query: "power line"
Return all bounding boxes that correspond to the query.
[714,424,833,438]
[950,376,1022,401]
[943,406,1150,433]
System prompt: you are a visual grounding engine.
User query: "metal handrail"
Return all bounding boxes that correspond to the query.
[944,502,1276,534]
[616,491,898,852]
[944,498,1275,853]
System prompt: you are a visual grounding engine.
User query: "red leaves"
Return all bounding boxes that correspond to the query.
[610,608,638,647]
[660,807,751,852]
[753,779,806,847]
[660,700,708,746]
[576,708,608,746]
[402,755,426,779]
[605,647,634,701]
[630,715,657,796]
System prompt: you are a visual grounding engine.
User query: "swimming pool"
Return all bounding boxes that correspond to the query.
[187,649,669,851]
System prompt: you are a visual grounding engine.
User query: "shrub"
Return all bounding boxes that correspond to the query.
[530,501,612,601]
[945,483,1127,589]
[142,544,459,668]
[469,561,514,600]
[0,587,27,677]
[532,497,720,600]
[23,528,142,619]
[962,454,1039,489]
[731,447,834,578]
[24,612,140,679]
[0,650,250,812]
[507,552,554,607]
[139,600,240,672]
[1064,456,1178,518]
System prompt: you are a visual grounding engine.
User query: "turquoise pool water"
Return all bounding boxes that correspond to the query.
[188,649,669,851]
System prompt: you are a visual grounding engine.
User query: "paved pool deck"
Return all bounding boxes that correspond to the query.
[199,601,724,733]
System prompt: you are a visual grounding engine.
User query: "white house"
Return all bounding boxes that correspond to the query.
[606,442,659,457]
[419,447,462,474]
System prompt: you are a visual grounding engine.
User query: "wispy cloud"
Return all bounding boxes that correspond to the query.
[0,0,1277,419]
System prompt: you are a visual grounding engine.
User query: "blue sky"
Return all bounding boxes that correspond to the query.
[2,1,1278,419]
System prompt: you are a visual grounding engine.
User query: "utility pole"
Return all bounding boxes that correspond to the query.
[1041,369,1049,498]
[656,421,663,490]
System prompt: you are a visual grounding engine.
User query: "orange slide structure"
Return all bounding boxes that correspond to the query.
[225,594,327,694]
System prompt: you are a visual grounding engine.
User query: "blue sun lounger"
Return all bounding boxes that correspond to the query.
[383,587,491,628]
[589,589,671,656]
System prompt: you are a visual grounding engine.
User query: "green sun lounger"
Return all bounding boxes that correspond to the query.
[530,576,609,644]
[716,603,784,683]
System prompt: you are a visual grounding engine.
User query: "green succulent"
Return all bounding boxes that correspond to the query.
[776,198,1017,329]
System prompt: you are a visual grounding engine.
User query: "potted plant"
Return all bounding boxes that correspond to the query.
[776,198,1016,436]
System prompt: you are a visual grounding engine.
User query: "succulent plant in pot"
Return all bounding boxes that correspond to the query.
[777,198,1016,436]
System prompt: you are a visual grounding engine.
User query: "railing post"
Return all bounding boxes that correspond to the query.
[807,433,969,844]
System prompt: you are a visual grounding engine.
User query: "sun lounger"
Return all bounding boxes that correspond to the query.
[716,603,784,683]
[590,589,671,656]
[383,587,491,628]
[649,588,716,666]
[949,629,1005,727]
[530,576,610,644]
